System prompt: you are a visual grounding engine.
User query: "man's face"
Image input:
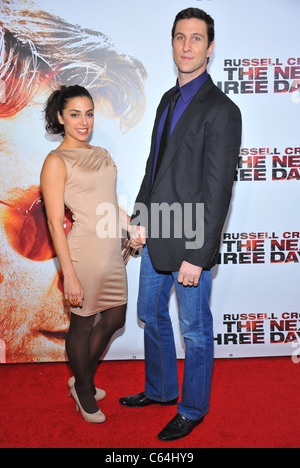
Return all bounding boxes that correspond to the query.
[172,18,214,85]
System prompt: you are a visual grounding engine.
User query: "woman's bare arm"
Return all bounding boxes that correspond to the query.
[41,154,84,306]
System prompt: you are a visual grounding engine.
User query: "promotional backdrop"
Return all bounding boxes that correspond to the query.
[0,0,299,363]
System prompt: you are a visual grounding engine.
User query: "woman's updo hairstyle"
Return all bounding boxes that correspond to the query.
[45,85,94,137]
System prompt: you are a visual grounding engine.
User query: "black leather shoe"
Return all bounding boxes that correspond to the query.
[158,413,204,442]
[119,392,178,408]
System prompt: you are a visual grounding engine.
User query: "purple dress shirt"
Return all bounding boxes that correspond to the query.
[152,70,209,184]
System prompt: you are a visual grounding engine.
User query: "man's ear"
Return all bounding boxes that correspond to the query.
[207,41,215,60]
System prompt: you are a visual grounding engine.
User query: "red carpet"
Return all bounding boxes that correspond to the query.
[0,357,298,448]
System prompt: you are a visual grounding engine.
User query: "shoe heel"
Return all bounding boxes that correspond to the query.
[69,386,106,424]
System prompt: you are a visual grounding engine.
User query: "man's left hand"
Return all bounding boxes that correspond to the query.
[178,261,203,287]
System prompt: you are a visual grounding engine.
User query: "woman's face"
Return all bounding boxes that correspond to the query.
[58,96,95,147]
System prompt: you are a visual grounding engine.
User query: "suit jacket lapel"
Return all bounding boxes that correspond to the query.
[150,87,176,161]
[152,76,214,192]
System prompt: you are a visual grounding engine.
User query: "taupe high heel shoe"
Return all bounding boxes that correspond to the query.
[69,385,106,424]
[68,376,106,401]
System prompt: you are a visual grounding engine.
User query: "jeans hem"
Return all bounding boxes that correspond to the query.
[144,391,179,404]
[177,409,209,422]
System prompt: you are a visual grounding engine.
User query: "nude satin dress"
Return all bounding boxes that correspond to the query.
[49,146,128,316]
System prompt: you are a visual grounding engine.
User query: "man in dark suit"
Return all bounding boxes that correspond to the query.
[120,8,242,442]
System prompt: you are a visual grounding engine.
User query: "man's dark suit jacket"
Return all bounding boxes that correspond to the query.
[131,75,242,272]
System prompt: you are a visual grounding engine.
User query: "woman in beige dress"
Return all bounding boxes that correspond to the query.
[41,85,131,424]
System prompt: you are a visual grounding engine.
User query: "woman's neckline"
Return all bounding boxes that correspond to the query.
[56,144,94,151]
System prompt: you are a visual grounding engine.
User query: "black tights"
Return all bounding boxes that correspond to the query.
[65,304,127,414]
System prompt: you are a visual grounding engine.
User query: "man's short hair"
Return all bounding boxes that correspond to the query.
[172,7,215,47]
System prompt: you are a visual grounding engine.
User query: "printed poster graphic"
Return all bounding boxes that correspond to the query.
[0,0,299,362]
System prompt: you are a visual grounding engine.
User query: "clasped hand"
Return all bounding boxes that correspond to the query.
[128,225,147,249]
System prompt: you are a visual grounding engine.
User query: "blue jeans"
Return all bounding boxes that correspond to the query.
[138,245,214,421]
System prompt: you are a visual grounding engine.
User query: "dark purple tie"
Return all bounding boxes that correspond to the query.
[153,89,181,182]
